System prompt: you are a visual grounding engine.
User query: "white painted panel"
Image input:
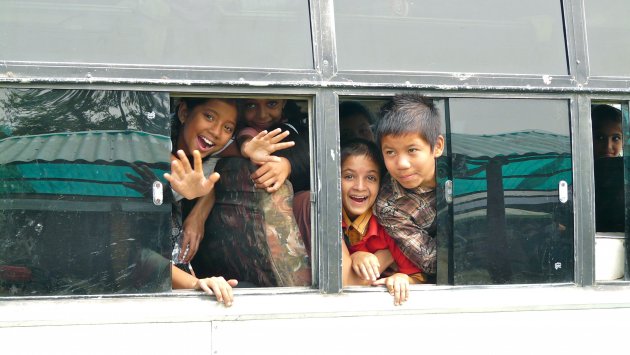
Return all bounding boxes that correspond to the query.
[1,322,213,355]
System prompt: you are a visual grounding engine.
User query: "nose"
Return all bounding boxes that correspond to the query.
[396,155,411,170]
[355,177,366,190]
[207,120,221,138]
[607,138,616,152]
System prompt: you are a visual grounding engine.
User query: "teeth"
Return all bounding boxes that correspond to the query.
[200,136,214,146]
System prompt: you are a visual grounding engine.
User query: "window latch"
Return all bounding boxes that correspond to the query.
[444,179,453,204]
[558,180,568,203]
[152,181,164,205]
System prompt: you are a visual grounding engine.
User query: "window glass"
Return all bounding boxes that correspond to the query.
[592,101,628,281]
[444,98,573,285]
[584,0,630,77]
[0,88,172,295]
[334,0,567,74]
[0,0,313,69]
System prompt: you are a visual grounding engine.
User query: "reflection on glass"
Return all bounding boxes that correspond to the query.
[0,0,313,69]
[592,102,627,281]
[334,0,567,74]
[446,98,573,284]
[584,0,630,77]
[0,89,172,296]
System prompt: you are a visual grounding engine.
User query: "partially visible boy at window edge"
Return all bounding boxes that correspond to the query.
[373,94,445,280]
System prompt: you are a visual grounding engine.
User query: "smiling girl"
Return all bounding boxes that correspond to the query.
[340,139,427,306]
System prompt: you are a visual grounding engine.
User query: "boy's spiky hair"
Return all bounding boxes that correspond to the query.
[375,93,441,150]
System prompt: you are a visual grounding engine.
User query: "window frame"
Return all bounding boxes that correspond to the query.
[0,0,629,301]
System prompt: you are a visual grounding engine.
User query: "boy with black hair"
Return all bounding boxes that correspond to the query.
[374,93,444,276]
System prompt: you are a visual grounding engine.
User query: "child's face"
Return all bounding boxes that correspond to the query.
[243,99,286,131]
[177,99,237,158]
[593,121,623,158]
[341,154,380,220]
[381,133,444,190]
[340,114,375,142]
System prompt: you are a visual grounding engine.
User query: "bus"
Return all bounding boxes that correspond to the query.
[1,1,629,354]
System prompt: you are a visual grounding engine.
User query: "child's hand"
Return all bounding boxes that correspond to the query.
[195,276,238,307]
[164,150,220,200]
[372,273,410,306]
[250,157,291,193]
[180,213,205,263]
[241,128,295,165]
[350,251,380,281]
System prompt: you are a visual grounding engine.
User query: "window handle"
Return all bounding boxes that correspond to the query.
[558,180,568,203]
[152,181,164,205]
[445,179,453,204]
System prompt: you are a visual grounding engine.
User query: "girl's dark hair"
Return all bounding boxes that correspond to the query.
[283,100,308,130]
[340,101,374,124]
[340,138,385,178]
[592,104,622,130]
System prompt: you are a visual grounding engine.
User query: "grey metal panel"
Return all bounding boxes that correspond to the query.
[0,0,314,70]
[574,95,596,286]
[584,0,630,78]
[334,0,568,75]
[0,131,170,164]
[313,89,342,293]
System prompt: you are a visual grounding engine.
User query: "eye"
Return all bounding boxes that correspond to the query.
[612,135,623,142]
[205,113,215,121]
[224,124,234,134]
[343,173,354,180]
[408,147,418,153]
[367,175,378,182]
[245,103,257,110]
[266,100,279,108]
[384,150,395,156]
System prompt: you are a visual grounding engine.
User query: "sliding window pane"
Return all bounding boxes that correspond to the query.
[446,98,573,284]
[584,0,630,77]
[0,1,313,69]
[334,0,567,74]
[0,88,172,295]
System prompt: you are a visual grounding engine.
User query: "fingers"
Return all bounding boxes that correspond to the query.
[272,141,295,152]
[176,149,194,173]
[199,276,238,307]
[192,150,204,173]
[265,179,284,193]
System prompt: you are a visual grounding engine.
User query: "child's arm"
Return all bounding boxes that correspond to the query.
[164,150,220,200]
[250,157,292,193]
[342,242,372,286]
[179,190,215,263]
[240,128,295,165]
[349,249,394,281]
[171,265,237,307]
[372,272,418,306]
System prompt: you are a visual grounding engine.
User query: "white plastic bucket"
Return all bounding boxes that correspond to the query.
[595,232,626,281]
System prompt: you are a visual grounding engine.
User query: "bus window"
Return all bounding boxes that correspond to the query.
[0,90,314,297]
[0,88,172,296]
[185,96,312,288]
[445,98,573,285]
[592,102,628,282]
[338,97,446,289]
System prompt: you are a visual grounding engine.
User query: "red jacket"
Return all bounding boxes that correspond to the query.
[343,215,422,275]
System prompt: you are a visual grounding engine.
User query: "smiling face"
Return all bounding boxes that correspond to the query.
[242,98,286,131]
[341,154,381,220]
[593,120,623,159]
[177,99,237,158]
[381,132,444,190]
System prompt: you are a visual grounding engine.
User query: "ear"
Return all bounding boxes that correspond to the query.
[433,135,445,158]
[177,101,188,124]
